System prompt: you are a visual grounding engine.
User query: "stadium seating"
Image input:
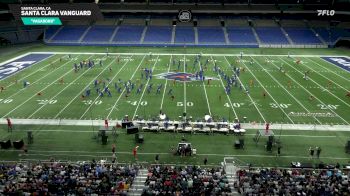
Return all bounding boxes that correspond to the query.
[143,165,232,195]
[82,26,116,43]
[44,26,61,40]
[284,27,322,44]
[0,162,139,195]
[42,22,349,47]
[113,25,144,43]
[197,27,225,44]
[314,27,350,43]
[255,27,290,44]
[51,26,87,42]
[175,26,195,43]
[144,26,172,43]
[226,27,257,45]
[236,167,349,195]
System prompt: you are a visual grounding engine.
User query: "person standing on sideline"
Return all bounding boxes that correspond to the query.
[112,153,116,163]
[133,146,139,160]
[309,147,314,159]
[112,144,116,153]
[265,122,270,134]
[204,157,208,165]
[277,145,281,157]
[104,119,109,128]
[6,118,12,132]
[155,154,159,164]
[316,147,321,159]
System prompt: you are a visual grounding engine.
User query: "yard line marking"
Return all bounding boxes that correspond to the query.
[198,56,212,116]
[79,56,131,120]
[280,57,350,109]
[106,55,146,119]
[270,57,350,125]
[160,55,172,110]
[183,55,187,114]
[54,55,119,119]
[252,56,321,124]
[223,56,266,123]
[305,57,350,84]
[1,55,86,118]
[1,55,76,100]
[4,54,60,88]
[210,56,238,119]
[242,57,294,124]
[132,56,160,120]
[28,56,103,118]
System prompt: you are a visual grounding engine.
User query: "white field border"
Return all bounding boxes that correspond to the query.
[27,51,350,58]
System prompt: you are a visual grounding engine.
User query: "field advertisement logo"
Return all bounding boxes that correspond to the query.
[178,10,191,22]
[317,10,335,16]
[0,53,52,80]
[155,72,218,82]
[321,57,350,73]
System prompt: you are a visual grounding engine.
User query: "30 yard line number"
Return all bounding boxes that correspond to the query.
[83,100,102,105]
[37,99,57,105]
[0,99,13,104]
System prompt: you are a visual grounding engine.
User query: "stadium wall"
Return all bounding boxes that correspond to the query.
[43,41,260,48]
[43,41,329,48]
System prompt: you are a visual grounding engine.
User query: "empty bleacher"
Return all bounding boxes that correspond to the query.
[143,26,172,43]
[112,25,144,43]
[197,26,225,44]
[255,27,290,44]
[226,27,257,45]
[314,27,350,43]
[82,26,116,43]
[45,26,61,40]
[41,16,347,47]
[51,26,87,42]
[284,27,322,44]
[175,26,195,43]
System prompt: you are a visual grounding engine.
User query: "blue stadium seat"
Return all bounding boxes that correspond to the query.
[51,26,87,41]
[255,27,289,44]
[113,25,144,43]
[314,27,350,43]
[83,26,116,42]
[197,27,225,43]
[175,26,195,43]
[144,26,172,43]
[45,26,61,40]
[284,27,322,44]
[226,27,257,44]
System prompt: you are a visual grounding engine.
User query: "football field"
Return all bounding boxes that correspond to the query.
[0,51,350,125]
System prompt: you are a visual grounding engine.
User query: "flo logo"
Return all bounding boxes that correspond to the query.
[178,10,191,22]
[155,72,218,82]
[317,10,335,16]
